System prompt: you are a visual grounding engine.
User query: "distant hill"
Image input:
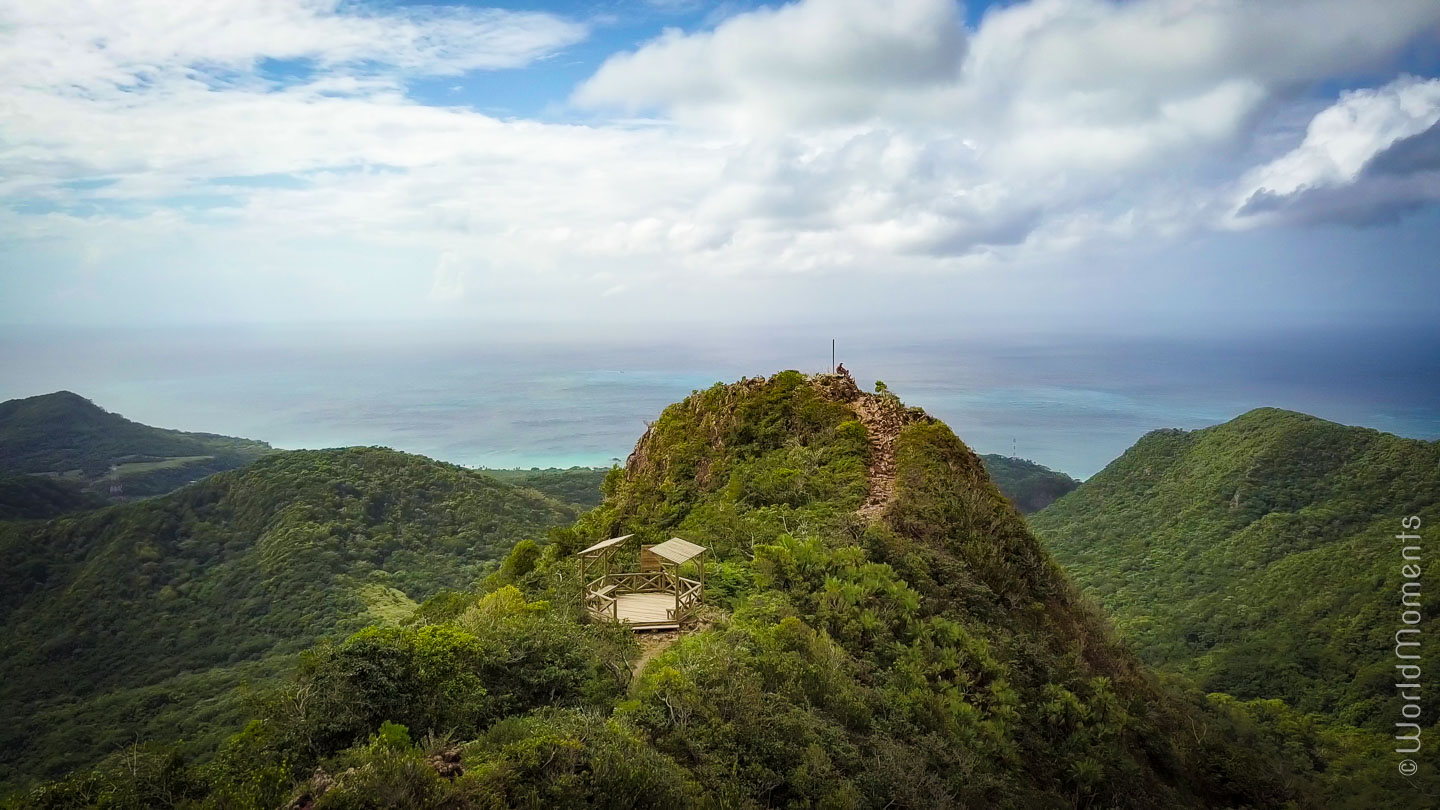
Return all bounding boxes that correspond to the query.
[0,391,272,497]
[980,453,1079,513]
[0,475,107,520]
[1032,408,1439,732]
[0,447,578,788]
[479,466,611,508]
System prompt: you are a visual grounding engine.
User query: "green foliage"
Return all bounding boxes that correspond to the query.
[308,731,449,810]
[979,454,1079,513]
[0,448,576,790]
[461,709,700,808]
[8,377,1409,808]
[8,744,206,810]
[480,539,542,591]
[257,587,622,761]
[1032,408,1440,732]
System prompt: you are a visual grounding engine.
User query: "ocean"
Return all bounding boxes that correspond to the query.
[2,322,1436,479]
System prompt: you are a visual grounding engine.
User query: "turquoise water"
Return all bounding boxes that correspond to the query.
[2,324,1436,478]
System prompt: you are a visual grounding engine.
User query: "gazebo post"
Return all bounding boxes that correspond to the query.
[672,562,680,620]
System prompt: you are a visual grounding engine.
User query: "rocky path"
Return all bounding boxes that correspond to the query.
[630,629,681,682]
[812,370,922,523]
[853,390,909,521]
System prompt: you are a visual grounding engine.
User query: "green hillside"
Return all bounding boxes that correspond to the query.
[980,454,1079,513]
[1032,408,1439,732]
[0,392,272,497]
[0,447,578,789]
[0,475,107,520]
[13,374,1411,809]
[478,466,611,509]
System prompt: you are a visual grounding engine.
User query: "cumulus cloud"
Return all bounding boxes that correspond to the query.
[1232,77,1440,226]
[2,0,1439,324]
[578,0,1439,143]
[572,0,1440,254]
[575,0,967,128]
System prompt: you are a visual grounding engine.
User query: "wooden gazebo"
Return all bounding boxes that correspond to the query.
[577,535,706,631]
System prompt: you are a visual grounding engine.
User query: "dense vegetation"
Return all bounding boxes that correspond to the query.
[10,374,1427,808]
[0,475,106,520]
[1032,408,1438,735]
[0,392,271,497]
[0,448,578,789]
[478,467,610,509]
[979,454,1079,513]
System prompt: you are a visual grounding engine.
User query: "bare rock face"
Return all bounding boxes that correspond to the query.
[427,748,464,779]
[811,367,863,402]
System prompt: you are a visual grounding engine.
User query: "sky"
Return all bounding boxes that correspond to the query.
[2,0,1440,334]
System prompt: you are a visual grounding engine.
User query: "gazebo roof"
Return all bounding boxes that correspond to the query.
[577,534,632,557]
[648,536,706,565]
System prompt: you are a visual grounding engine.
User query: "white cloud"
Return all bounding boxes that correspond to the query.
[577,0,1440,169]
[1230,76,1440,225]
[0,0,588,93]
[576,0,967,129]
[2,0,1439,326]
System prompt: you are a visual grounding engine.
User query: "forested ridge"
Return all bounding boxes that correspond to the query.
[0,448,578,789]
[6,374,1428,809]
[979,454,1079,513]
[1032,408,1439,733]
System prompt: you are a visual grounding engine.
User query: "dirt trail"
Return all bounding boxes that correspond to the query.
[812,370,925,523]
[853,391,910,521]
[630,629,681,684]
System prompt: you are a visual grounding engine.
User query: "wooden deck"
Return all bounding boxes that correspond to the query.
[613,592,681,630]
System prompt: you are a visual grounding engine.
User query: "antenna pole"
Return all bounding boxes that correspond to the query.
[831,339,835,373]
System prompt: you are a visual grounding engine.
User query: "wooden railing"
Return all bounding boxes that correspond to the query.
[673,576,701,612]
[584,576,618,621]
[583,572,703,624]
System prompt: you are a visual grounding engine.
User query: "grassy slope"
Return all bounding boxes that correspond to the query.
[0,447,577,789]
[980,454,1080,513]
[0,392,271,496]
[1031,408,1440,731]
